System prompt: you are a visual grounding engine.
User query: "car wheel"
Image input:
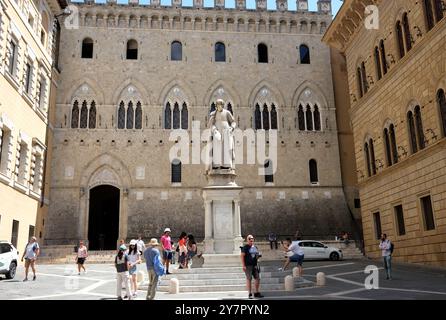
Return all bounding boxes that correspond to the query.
[6,261,17,279]
[329,252,340,261]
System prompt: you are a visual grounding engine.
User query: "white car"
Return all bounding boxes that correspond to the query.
[0,241,19,279]
[296,240,343,261]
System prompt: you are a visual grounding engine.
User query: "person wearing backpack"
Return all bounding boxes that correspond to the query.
[144,238,163,300]
[115,245,132,300]
[21,236,40,281]
[379,233,393,280]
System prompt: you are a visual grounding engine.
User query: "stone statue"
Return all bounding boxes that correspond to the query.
[208,99,236,171]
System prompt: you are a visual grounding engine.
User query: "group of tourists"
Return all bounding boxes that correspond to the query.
[160,228,198,274]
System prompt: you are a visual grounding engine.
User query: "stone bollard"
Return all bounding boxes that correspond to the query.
[284,275,294,291]
[316,272,326,287]
[169,278,180,294]
[292,267,300,278]
[136,271,145,285]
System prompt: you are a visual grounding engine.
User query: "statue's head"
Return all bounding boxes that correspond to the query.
[216,99,224,112]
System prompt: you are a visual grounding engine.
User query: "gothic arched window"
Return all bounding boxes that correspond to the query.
[71,100,79,128]
[258,43,268,63]
[210,102,216,114]
[424,0,435,31]
[380,40,387,75]
[262,104,270,130]
[383,128,392,167]
[118,101,125,129]
[403,13,412,52]
[357,67,364,98]
[215,42,226,62]
[227,103,233,115]
[369,138,377,175]
[181,103,188,129]
[173,103,180,129]
[364,142,371,177]
[309,159,318,183]
[298,105,305,130]
[135,102,142,129]
[89,101,96,129]
[164,102,172,129]
[375,46,383,79]
[300,44,310,64]
[361,62,368,94]
[396,21,405,59]
[390,124,398,164]
[314,105,321,131]
[407,110,418,153]
[171,41,182,61]
[254,104,261,129]
[437,89,446,137]
[171,159,181,183]
[126,39,138,60]
[305,105,313,131]
[126,101,134,129]
[414,105,425,150]
[270,104,278,130]
[80,101,88,129]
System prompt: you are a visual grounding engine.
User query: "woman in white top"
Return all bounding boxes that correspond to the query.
[127,240,141,298]
[21,236,40,281]
[76,241,88,275]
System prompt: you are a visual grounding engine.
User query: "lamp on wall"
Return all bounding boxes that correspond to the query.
[375,159,384,169]
[387,54,395,65]
[350,94,357,102]
[414,26,423,38]
[426,128,437,142]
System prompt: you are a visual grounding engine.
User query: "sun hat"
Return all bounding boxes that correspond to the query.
[129,239,137,246]
[164,227,171,233]
[149,238,159,246]
[119,244,127,251]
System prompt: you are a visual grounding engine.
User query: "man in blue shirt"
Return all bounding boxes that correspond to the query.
[144,238,161,300]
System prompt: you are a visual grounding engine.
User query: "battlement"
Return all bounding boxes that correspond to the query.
[71,0,332,15]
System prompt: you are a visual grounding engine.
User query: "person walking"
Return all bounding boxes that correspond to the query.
[136,236,145,255]
[240,235,264,299]
[144,238,162,300]
[160,228,173,274]
[379,233,393,280]
[115,244,132,300]
[280,238,305,276]
[76,240,88,275]
[128,239,142,298]
[21,236,40,281]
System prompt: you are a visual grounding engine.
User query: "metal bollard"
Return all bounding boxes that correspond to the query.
[316,272,326,286]
[292,267,300,278]
[284,275,294,291]
[169,278,180,294]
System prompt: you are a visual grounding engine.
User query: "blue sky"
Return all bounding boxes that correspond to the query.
[75,0,342,15]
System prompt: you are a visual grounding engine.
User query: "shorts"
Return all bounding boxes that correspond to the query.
[187,251,196,260]
[244,265,260,280]
[77,257,86,265]
[289,254,304,266]
[129,265,137,275]
[163,250,172,261]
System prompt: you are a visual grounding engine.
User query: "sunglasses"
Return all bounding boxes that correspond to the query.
[248,238,254,241]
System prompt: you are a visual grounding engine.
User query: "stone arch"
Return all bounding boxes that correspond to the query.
[202,79,241,107]
[292,80,329,110]
[158,79,197,106]
[112,78,152,106]
[64,78,104,105]
[248,79,286,108]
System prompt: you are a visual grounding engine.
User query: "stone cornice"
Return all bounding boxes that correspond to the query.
[322,0,381,52]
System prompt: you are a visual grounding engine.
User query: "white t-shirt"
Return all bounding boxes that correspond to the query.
[288,241,304,256]
[136,240,145,252]
[128,252,140,265]
[25,242,39,259]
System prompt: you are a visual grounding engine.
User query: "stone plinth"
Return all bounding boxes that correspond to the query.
[202,169,243,267]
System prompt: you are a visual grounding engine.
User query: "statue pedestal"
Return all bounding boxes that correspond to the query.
[202,169,243,267]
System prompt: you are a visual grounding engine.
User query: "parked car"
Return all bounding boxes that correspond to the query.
[297,240,343,261]
[0,241,19,279]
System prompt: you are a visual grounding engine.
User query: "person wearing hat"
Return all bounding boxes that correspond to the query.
[128,239,141,298]
[144,238,161,300]
[75,240,88,275]
[160,228,173,274]
[115,244,132,300]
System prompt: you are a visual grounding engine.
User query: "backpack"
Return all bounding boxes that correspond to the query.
[153,253,165,277]
[390,242,394,255]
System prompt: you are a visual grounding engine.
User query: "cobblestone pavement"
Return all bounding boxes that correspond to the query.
[1,259,446,300]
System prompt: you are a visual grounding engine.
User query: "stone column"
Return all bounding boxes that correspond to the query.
[204,200,214,253]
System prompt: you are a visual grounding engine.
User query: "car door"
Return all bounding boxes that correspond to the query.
[301,241,315,259]
[311,242,328,260]
[0,244,11,272]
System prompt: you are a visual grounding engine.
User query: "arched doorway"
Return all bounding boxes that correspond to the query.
[88,185,120,250]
